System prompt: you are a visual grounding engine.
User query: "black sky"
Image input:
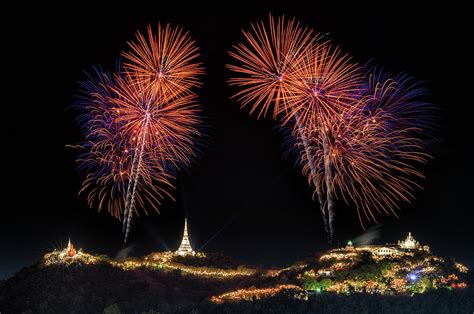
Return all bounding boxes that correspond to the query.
[2,2,472,279]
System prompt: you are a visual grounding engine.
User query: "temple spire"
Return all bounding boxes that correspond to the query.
[177,218,194,256]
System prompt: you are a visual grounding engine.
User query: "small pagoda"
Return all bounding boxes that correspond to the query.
[176,218,195,256]
[66,238,76,257]
[58,238,77,259]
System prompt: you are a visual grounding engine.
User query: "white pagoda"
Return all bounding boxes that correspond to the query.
[176,218,195,256]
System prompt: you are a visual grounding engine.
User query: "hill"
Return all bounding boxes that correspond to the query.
[0,239,472,313]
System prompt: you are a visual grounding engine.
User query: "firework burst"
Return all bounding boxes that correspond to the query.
[284,43,362,128]
[122,23,204,99]
[297,69,432,231]
[228,15,363,241]
[229,16,434,243]
[75,69,175,221]
[74,23,204,244]
[227,14,316,119]
[284,43,362,242]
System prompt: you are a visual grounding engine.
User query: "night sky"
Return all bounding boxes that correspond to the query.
[2,3,472,279]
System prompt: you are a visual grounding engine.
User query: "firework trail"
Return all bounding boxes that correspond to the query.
[123,100,151,242]
[75,23,204,244]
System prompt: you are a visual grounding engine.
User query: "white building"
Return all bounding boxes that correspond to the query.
[374,247,399,256]
[176,218,195,256]
[317,268,334,277]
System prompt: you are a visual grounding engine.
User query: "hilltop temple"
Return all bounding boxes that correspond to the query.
[176,218,195,256]
[343,232,429,258]
[397,232,420,249]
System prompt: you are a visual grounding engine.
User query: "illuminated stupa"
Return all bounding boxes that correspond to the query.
[67,238,76,257]
[177,218,195,256]
[57,238,77,259]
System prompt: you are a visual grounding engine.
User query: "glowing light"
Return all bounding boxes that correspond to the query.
[211,285,307,303]
[455,262,469,273]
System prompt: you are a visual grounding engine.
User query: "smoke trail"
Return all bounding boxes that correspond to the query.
[122,134,140,232]
[123,108,151,245]
[294,114,330,240]
[116,245,134,260]
[353,224,383,246]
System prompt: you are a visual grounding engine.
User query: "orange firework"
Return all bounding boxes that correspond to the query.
[110,71,201,172]
[284,43,362,242]
[228,15,363,242]
[75,23,204,244]
[285,43,362,128]
[76,70,175,220]
[111,71,202,243]
[229,16,434,243]
[227,14,316,119]
[122,23,204,98]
